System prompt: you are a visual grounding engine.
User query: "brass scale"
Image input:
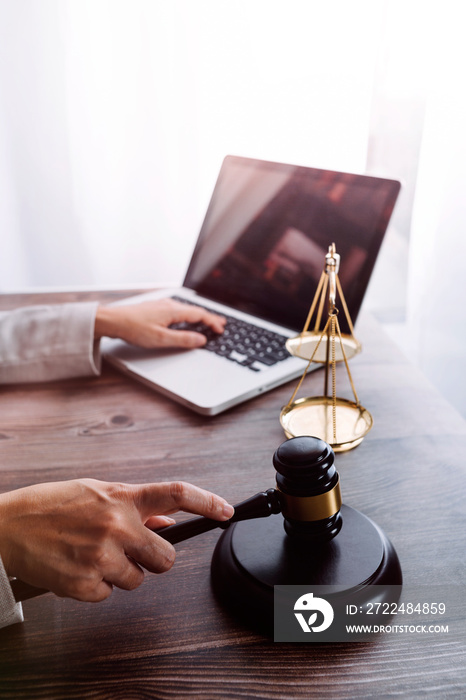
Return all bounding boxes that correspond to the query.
[280,243,372,452]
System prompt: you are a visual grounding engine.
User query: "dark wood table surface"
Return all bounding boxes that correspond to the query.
[0,290,465,699]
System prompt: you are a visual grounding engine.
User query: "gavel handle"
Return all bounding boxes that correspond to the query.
[11,488,282,603]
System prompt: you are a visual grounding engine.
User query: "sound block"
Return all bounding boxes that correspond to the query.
[211,504,402,635]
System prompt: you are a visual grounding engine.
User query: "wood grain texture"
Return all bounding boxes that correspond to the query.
[0,290,465,698]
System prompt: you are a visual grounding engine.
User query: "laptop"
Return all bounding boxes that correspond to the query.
[102,156,400,415]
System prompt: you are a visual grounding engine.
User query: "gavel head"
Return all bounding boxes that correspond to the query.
[273,436,342,542]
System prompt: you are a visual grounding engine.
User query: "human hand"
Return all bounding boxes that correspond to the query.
[94,298,226,349]
[0,479,234,602]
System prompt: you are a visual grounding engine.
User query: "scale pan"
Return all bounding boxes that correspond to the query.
[280,396,373,452]
[286,332,361,362]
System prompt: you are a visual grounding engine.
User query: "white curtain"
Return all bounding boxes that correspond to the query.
[1,0,465,414]
[406,20,466,417]
[0,0,384,290]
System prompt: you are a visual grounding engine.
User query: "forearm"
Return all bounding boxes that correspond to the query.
[0,303,101,384]
[0,297,226,384]
[94,305,122,340]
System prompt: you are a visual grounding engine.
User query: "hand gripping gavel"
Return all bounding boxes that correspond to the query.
[12,436,402,632]
[11,436,340,602]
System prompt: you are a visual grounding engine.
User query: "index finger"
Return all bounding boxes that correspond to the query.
[133,481,234,522]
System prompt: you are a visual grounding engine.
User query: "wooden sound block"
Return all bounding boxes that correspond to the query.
[211,504,402,635]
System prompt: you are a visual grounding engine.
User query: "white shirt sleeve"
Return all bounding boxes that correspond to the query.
[0,302,101,384]
[0,556,23,629]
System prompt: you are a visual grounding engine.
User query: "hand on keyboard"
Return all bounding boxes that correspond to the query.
[95,297,226,349]
[170,297,289,372]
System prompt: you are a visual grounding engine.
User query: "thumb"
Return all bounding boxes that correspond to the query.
[144,515,176,530]
[156,328,207,348]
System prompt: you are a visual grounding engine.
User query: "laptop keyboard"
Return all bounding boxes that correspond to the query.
[170,297,290,372]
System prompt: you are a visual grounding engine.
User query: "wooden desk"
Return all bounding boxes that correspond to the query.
[0,290,465,698]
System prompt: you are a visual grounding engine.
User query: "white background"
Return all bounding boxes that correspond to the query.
[1,0,465,416]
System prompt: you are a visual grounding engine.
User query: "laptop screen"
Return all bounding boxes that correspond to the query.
[184,156,401,333]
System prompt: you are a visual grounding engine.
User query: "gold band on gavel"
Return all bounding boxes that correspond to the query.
[278,477,342,521]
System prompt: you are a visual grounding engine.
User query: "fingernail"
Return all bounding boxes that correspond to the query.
[223,502,235,519]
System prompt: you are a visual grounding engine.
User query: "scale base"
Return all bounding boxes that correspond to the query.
[211,504,402,635]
